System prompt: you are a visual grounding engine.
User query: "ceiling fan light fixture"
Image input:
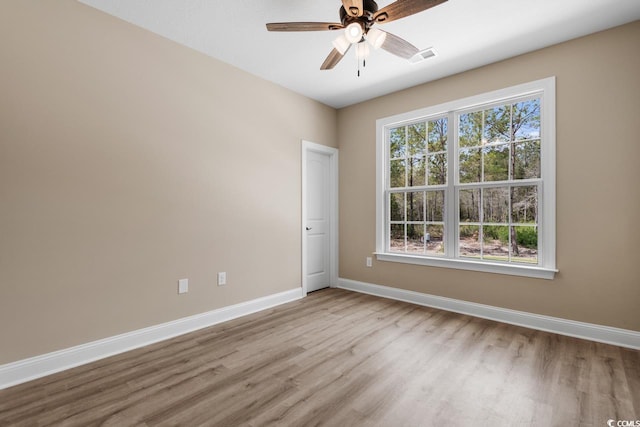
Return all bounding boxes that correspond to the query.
[332,34,351,55]
[366,27,386,49]
[344,22,364,43]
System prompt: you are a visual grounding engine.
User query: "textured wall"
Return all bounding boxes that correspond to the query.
[338,21,640,331]
[0,0,337,364]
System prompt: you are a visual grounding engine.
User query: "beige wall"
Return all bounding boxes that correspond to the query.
[338,21,640,331]
[0,1,337,364]
[1,2,637,367]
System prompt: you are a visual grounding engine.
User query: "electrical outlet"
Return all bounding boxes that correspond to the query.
[178,278,188,294]
[366,257,372,267]
[217,272,226,286]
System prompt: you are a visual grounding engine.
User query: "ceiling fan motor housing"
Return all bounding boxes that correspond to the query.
[340,0,379,33]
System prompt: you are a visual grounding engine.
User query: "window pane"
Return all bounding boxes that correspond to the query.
[511,186,538,224]
[459,147,481,183]
[408,122,426,157]
[390,224,405,252]
[390,192,405,221]
[459,188,480,222]
[389,126,406,158]
[426,191,445,222]
[459,111,482,147]
[390,159,406,187]
[428,118,447,152]
[406,224,425,254]
[426,224,445,256]
[482,225,509,261]
[407,191,424,222]
[512,226,538,264]
[483,144,509,182]
[483,105,510,143]
[514,140,540,179]
[408,156,426,187]
[513,99,540,141]
[459,225,480,258]
[427,153,447,185]
[483,187,509,223]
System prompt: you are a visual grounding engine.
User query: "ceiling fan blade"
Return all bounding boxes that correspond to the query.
[266,22,344,32]
[342,0,364,17]
[373,0,447,24]
[378,30,419,59]
[321,45,351,70]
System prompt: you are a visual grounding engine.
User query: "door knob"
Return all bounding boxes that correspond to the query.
[306,227,312,230]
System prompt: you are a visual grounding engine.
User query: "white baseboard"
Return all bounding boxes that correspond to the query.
[337,278,640,350]
[0,287,303,390]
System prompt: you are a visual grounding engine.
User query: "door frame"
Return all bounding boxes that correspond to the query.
[301,140,339,296]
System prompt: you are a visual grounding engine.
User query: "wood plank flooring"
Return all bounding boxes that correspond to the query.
[1,288,638,426]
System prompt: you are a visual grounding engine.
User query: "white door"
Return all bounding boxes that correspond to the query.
[305,150,332,293]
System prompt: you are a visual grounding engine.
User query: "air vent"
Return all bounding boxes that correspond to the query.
[409,47,437,64]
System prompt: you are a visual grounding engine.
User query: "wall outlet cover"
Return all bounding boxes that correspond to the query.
[178,278,188,294]
[217,272,226,286]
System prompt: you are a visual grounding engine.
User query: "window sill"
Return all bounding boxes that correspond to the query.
[374,252,557,280]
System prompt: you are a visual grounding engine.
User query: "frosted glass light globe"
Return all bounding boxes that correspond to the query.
[355,41,370,60]
[344,22,363,44]
[332,34,350,55]
[367,27,387,49]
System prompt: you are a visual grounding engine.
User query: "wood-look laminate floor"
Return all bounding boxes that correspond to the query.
[1,289,639,426]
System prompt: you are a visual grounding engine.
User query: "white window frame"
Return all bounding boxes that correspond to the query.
[375,77,557,279]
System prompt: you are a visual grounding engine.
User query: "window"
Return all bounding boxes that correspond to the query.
[376,78,556,279]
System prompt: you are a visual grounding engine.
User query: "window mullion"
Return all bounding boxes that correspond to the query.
[446,111,457,258]
[479,188,484,259]
[404,125,408,189]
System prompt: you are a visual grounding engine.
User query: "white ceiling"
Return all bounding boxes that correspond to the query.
[79,0,640,108]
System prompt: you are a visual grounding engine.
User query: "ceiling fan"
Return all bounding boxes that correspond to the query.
[266,0,447,71]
